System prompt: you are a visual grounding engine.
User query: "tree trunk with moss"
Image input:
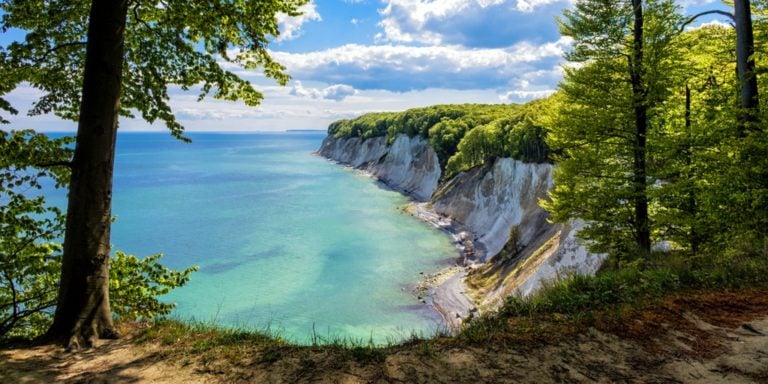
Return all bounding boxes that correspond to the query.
[46,0,128,350]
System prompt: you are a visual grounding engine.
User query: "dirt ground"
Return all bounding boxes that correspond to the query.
[2,290,768,383]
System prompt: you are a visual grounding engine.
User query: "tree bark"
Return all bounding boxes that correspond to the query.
[630,0,651,254]
[734,0,760,131]
[684,84,699,255]
[46,0,128,350]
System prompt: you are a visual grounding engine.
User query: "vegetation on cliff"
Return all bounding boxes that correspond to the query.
[543,0,768,263]
[327,102,550,177]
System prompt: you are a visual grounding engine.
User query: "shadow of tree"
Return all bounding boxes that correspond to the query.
[0,339,170,384]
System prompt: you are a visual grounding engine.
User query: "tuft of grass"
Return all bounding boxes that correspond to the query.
[347,345,387,363]
[136,318,286,353]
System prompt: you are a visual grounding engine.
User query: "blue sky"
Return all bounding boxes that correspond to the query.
[3,0,731,132]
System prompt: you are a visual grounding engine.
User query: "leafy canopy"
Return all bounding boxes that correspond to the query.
[0,0,307,138]
[543,0,683,255]
[0,130,71,338]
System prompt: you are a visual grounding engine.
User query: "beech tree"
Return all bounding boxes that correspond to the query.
[544,0,681,257]
[0,0,306,349]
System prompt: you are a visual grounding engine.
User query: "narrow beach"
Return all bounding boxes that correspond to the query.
[316,152,479,330]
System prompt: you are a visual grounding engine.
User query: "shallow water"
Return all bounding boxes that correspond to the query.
[92,132,456,343]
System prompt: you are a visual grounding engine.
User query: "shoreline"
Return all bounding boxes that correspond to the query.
[405,203,479,330]
[315,151,479,330]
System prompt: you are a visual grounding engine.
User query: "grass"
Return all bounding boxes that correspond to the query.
[131,317,447,367]
[457,250,768,344]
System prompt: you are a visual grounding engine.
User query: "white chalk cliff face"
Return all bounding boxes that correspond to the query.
[319,134,441,201]
[432,158,554,260]
[512,220,605,298]
[318,134,604,303]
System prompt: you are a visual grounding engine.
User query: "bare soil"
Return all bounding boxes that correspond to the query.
[2,289,768,383]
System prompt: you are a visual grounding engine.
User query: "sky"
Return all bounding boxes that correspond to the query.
[3,0,732,132]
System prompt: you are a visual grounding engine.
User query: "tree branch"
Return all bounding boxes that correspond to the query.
[681,10,735,32]
[35,42,87,64]
[33,160,72,169]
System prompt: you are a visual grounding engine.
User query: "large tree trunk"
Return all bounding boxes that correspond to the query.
[630,0,651,254]
[734,0,760,131]
[46,0,128,350]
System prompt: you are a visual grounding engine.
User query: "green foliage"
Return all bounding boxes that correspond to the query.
[0,130,72,339]
[2,0,295,339]
[459,249,768,345]
[0,0,307,139]
[0,130,198,339]
[109,251,198,321]
[543,0,683,257]
[328,112,397,140]
[649,22,768,258]
[544,1,768,262]
[445,99,550,177]
[328,102,549,171]
[500,268,680,317]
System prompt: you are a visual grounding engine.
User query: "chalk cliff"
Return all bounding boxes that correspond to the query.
[319,134,441,201]
[432,158,554,260]
[318,134,604,308]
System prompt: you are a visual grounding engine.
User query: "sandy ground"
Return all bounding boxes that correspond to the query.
[0,337,211,383]
[3,291,767,383]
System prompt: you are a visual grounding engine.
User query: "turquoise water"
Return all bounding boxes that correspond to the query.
[102,132,456,343]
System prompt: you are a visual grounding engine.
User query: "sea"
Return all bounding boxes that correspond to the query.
[47,131,458,344]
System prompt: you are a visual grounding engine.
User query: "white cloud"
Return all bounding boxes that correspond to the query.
[5,82,522,133]
[377,0,570,46]
[276,1,322,42]
[515,0,571,12]
[678,0,717,8]
[497,66,561,102]
[498,89,554,102]
[289,81,358,101]
[137,87,507,132]
[684,19,731,31]
[322,84,358,101]
[270,38,571,91]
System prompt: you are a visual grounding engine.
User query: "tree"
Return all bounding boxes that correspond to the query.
[650,24,735,256]
[683,0,760,132]
[1,0,306,349]
[543,0,681,257]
